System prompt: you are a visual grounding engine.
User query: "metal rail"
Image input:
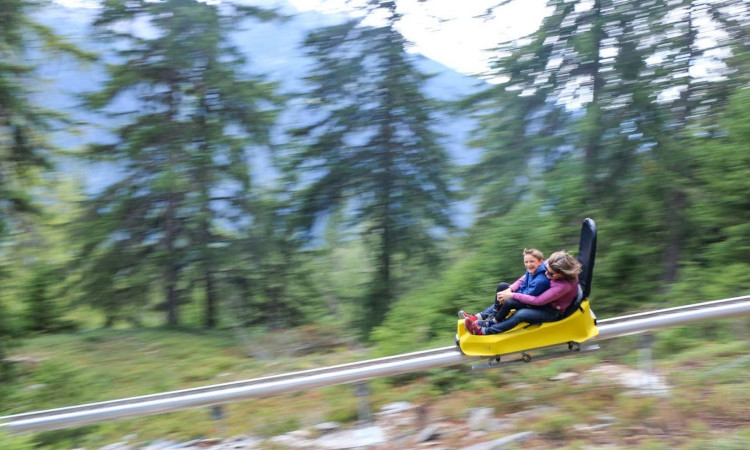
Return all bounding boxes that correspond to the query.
[1,295,748,434]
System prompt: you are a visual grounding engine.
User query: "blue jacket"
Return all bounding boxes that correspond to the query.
[510,261,550,296]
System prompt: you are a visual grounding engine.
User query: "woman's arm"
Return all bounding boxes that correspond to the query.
[509,274,525,292]
[511,282,569,306]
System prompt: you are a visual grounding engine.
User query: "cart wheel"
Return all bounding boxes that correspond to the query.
[521,353,531,363]
[455,335,467,355]
[568,341,580,351]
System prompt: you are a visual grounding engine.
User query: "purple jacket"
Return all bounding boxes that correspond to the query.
[511,276,579,312]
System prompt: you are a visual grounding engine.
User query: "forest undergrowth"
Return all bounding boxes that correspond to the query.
[1,319,749,449]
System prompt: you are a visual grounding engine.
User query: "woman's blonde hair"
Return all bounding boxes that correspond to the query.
[546,251,582,281]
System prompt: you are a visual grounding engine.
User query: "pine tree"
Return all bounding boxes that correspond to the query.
[223,190,319,328]
[472,0,671,218]
[287,1,456,333]
[468,0,748,309]
[681,3,750,294]
[462,3,571,223]
[79,0,282,326]
[0,0,92,375]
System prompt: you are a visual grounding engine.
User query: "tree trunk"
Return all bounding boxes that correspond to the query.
[205,270,217,328]
[165,188,180,325]
[583,0,605,205]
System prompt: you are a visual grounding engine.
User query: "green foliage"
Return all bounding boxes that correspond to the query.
[257,417,301,437]
[0,0,92,381]
[655,326,711,355]
[24,263,61,333]
[528,411,578,441]
[425,367,472,394]
[32,425,102,450]
[0,299,15,381]
[0,0,73,238]
[463,0,750,317]
[0,431,35,450]
[325,404,359,424]
[687,87,750,266]
[655,319,747,357]
[78,0,284,327]
[589,208,667,314]
[288,4,457,334]
[684,431,750,450]
[2,0,747,350]
[1,326,749,447]
[672,264,750,305]
[1,0,750,444]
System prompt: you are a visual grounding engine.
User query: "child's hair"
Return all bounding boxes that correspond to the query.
[523,248,544,261]
[547,251,582,281]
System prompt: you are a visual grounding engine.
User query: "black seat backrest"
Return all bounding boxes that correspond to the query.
[577,218,597,300]
[560,218,597,318]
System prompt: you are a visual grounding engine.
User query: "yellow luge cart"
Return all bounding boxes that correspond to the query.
[456,218,599,359]
[456,299,598,357]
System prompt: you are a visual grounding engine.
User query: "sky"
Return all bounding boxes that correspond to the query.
[53,0,549,77]
[288,0,549,76]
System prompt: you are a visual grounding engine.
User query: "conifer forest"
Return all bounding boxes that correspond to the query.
[1,0,749,376]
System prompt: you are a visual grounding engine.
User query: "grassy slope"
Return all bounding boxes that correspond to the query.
[1,319,749,449]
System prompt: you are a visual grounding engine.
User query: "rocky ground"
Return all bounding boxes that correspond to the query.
[99,363,673,450]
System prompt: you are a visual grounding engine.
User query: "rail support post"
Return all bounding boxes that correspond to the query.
[355,381,372,424]
[638,333,654,375]
[637,332,667,395]
[209,405,226,435]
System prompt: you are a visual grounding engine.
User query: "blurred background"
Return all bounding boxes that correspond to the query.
[1,0,748,448]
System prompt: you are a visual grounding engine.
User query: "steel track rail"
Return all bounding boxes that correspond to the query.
[2,295,748,433]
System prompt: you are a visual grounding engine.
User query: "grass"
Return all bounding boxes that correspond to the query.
[0,325,371,448]
[1,321,749,449]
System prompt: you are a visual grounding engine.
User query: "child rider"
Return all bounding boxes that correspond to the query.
[458,248,550,327]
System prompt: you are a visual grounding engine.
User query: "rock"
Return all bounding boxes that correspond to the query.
[140,439,182,449]
[100,443,131,450]
[314,421,342,433]
[313,425,387,449]
[378,401,413,415]
[415,424,440,442]
[506,405,558,419]
[210,435,262,449]
[466,407,495,431]
[268,434,306,448]
[485,418,513,432]
[586,363,671,396]
[288,429,313,439]
[572,422,613,432]
[549,371,577,382]
[461,431,539,450]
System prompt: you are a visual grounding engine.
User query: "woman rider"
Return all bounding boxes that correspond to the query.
[464,250,581,335]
